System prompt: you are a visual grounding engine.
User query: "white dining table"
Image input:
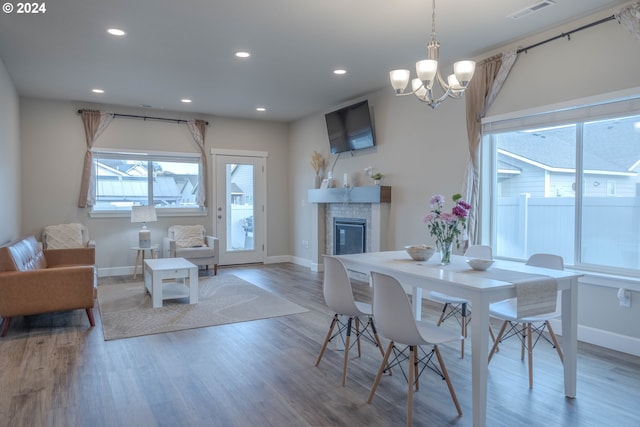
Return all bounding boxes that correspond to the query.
[335,250,582,427]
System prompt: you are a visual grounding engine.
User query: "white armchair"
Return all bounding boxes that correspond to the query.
[162,225,219,274]
[42,223,96,250]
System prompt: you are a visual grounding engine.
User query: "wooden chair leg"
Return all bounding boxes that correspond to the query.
[407,346,415,427]
[369,318,391,375]
[355,317,361,357]
[214,264,218,275]
[342,317,353,386]
[527,323,534,388]
[546,320,564,363]
[315,315,338,366]
[368,342,394,403]
[414,347,420,391]
[435,345,463,416]
[369,318,386,358]
[460,303,468,358]
[488,323,499,354]
[85,308,95,327]
[521,323,527,361]
[0,317,11,337]
[489,321,508,362]
[436,303,449,326]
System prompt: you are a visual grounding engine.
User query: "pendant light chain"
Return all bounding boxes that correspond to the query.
[430,0,437,42]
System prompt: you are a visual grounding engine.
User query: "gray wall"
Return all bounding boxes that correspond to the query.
[288,5,640,350]
[0,58,20,245]
[18,98,290,274]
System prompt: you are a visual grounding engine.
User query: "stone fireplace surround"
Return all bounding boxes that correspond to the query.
[327,205,371,256]
[307,186,390,272]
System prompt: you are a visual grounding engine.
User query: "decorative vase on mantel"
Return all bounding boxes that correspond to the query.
[371,174,384,186]
[439,240,453,265]
[314,175,322,189]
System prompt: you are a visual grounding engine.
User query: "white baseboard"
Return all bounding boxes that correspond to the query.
[288,255,322,271]
[97,266,134,278]
[549,319,640,357]
[265,255,291,264]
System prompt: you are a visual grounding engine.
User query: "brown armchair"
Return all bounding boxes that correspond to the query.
[0,235,97,337]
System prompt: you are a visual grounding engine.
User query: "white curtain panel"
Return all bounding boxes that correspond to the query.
[617,2,640,42]
[187,119,208,207]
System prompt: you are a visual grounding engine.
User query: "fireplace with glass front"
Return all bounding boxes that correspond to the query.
[333,217,366,255]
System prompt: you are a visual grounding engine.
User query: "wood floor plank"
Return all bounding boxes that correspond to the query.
[0,263,638,426]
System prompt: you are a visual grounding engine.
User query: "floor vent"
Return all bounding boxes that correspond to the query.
[508,0,556,20]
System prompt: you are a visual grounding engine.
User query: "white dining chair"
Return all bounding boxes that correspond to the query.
[315,256,385,386]
[428,244,493,358]
[488,253,564,388]
[368,271,462,427]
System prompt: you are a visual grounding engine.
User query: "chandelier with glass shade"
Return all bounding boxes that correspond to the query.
[389,0,476,109]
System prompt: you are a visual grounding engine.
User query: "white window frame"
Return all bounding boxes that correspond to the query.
[481,88,640,276]
[89,148,206,218]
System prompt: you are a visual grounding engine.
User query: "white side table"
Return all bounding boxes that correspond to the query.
[131,245,159,280]
[143,258,198,308]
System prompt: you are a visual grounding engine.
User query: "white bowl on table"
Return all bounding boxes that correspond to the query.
[404,245,435,261]
[466,258,494,271]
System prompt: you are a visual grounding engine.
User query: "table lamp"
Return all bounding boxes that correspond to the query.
[131,205,157,248]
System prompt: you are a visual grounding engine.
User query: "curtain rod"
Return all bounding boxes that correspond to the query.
[517,14,617,54]
[76,110,209,126]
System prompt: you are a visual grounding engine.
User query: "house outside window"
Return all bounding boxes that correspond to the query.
[92,150,202,213]
[482,98,640,275]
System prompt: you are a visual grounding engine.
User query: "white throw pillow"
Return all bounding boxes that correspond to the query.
[172,225,205,248]
[44,223,84,249]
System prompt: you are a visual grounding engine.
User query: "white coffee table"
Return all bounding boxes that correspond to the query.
[144,258,198,308]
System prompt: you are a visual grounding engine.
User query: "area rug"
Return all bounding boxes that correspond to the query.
[97,274,308,340]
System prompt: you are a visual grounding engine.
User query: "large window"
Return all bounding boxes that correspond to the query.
[92,150,202,212]
[483,97,640,274]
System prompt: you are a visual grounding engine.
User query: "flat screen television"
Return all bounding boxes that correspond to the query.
[325,100,376,154]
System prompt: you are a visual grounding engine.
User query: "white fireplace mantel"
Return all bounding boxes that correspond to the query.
[307,185,391,204]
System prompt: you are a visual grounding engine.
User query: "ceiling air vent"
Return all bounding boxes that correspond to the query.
[508,0,556,20]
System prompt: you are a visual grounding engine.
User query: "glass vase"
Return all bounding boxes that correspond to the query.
[439,241,452,265]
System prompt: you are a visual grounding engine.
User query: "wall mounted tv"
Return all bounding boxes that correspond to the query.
[325,100,376,154]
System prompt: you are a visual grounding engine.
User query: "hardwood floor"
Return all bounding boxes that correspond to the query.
[0,262,638,427]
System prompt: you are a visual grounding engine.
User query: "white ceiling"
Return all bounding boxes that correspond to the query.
[0,0,630,121]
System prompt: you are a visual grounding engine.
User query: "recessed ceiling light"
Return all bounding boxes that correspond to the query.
[256,107,266,112]
[333,69,347,75]
[181,99,192,103]
[235,51,251,58]
[92,88,104,94]
[107,28,126,36]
